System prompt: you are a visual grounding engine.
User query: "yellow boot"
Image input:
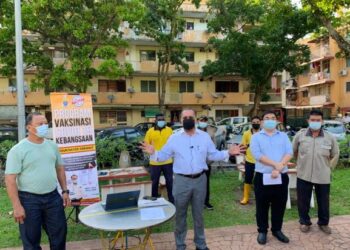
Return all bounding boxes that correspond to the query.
[240,184,251,205]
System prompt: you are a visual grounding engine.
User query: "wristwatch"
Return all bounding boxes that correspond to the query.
[62,190,70,195]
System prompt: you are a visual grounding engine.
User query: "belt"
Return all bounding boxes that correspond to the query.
[177,171,205,179]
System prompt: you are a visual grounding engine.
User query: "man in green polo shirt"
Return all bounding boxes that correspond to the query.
[5,112,70,250]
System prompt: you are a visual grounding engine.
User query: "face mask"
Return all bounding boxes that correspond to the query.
[157,121,166,128]
[252,123,260,130]
[198,122,208,129]
[72,180,78,185]
[309,121,322,131]
[263,120,277,130]
[183,118,195,130]
[35,124,49,138]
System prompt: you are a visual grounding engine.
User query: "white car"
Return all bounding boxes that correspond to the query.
[216,116,250,127]
[323,120,346,141]
[173,124,227,150]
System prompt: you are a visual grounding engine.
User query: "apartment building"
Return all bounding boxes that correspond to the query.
[0,0,282,128]
[284,36,350,119]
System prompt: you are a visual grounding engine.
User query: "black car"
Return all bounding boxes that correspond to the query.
[96,126,143,141]
[96,127,147,163]
[134,122,155,135]
[0,126,18,142]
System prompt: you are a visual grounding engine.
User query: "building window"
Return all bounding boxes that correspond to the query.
[179,81,194,93]
[346,57,350,68]
[302,90,308,98]
[140,50,156,61]
[98,80,126,92]
[99,110,127,124]
[184,52,195,62]
[346,82,350,92]
[186,22,194,30]
[215,81,239,92]
[141,80,156,92]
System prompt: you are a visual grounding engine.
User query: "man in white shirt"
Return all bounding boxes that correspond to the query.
[141,109,244,250]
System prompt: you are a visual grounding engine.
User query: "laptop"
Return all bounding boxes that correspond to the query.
[101,190,140,211]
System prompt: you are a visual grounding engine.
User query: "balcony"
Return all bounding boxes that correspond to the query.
[310,46,333,62]
[0,90,51,106]
[249,92,282,103]
[309,95,330,106]
[166,92,249,105]
[131,61,204,75]
[300,72,334,88]
[91,92,158,106]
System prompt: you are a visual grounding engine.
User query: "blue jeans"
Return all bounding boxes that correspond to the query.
[18,190,67,250]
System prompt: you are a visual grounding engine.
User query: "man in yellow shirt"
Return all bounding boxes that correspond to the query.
[240,116,261,205]
[144,114,174,203]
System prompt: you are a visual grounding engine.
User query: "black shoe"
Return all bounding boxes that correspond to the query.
[272,231,289,243]
[196,247,209,250]
[204,203,214,210]
[257,233,267,245]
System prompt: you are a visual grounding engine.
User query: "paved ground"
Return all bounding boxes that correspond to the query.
[3,215,350,250]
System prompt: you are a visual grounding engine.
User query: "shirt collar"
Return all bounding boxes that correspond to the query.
[260,129,280,135]
[180,128,200,135]
[306,128,324,137]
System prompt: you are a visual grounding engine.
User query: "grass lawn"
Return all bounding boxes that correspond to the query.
[1,168,350,248]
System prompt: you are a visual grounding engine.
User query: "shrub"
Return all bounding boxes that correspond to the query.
[0,140,17,170]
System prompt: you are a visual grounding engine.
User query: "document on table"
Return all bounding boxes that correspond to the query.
[140,207,166,221]
[263,173,282,185]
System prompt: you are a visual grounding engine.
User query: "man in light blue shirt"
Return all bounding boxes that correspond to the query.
[141,109,244,250]
[250,111,293,245]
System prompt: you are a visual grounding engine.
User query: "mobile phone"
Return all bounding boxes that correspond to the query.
[143,196,157,201]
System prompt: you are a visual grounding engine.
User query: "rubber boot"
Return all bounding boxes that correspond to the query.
[240,183,251,205]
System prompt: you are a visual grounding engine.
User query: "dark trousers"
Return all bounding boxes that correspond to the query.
[150,163,174,203]
[204,165,211,205]
[244,161,255,184]
[297,178,330,226]
[254,172,289,233]
[18,190,67,250]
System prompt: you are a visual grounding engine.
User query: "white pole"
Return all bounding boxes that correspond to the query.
[14,0,26,140]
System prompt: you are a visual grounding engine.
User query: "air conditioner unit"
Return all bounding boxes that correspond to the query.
[195,93,203,98]
[211,93,218,98]
[340,69,348,76]
[127,87,135,93]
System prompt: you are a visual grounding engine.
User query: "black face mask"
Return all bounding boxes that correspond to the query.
[183,118,195,130]
[252,124,260,130]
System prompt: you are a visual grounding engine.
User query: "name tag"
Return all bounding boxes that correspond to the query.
[263,173,282,185]
[321,145,331,150]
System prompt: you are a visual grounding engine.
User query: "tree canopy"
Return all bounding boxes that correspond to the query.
[136,0,200,111]
[303,0,350,56]
[0,0,143,93]
[204,0,315,115]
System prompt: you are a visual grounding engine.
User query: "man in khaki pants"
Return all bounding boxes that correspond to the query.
[293,110,339,234]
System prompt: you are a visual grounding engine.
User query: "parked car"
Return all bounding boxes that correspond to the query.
[216,116,250,138]
[226,122,287,147]
[134,122,155,135]
[0,125,18,142]
[323,120,346,141]
[96,126,146,163]
[173,124,226,150]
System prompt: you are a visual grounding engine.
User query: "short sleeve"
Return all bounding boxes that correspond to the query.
[5,148,22,174]
[52,142,64,167]
[292,132,300,155]
[284,134,293,155]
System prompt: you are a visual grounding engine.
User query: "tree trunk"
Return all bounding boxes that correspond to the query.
[307,0,350,55]
[248,86,262,116]
[157,60,162,110]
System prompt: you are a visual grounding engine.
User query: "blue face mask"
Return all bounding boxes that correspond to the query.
[157,121,166,128]
[35,124,49,138]
[263,120,277,130]
[309,121,322,131]
[198,122,208,129]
